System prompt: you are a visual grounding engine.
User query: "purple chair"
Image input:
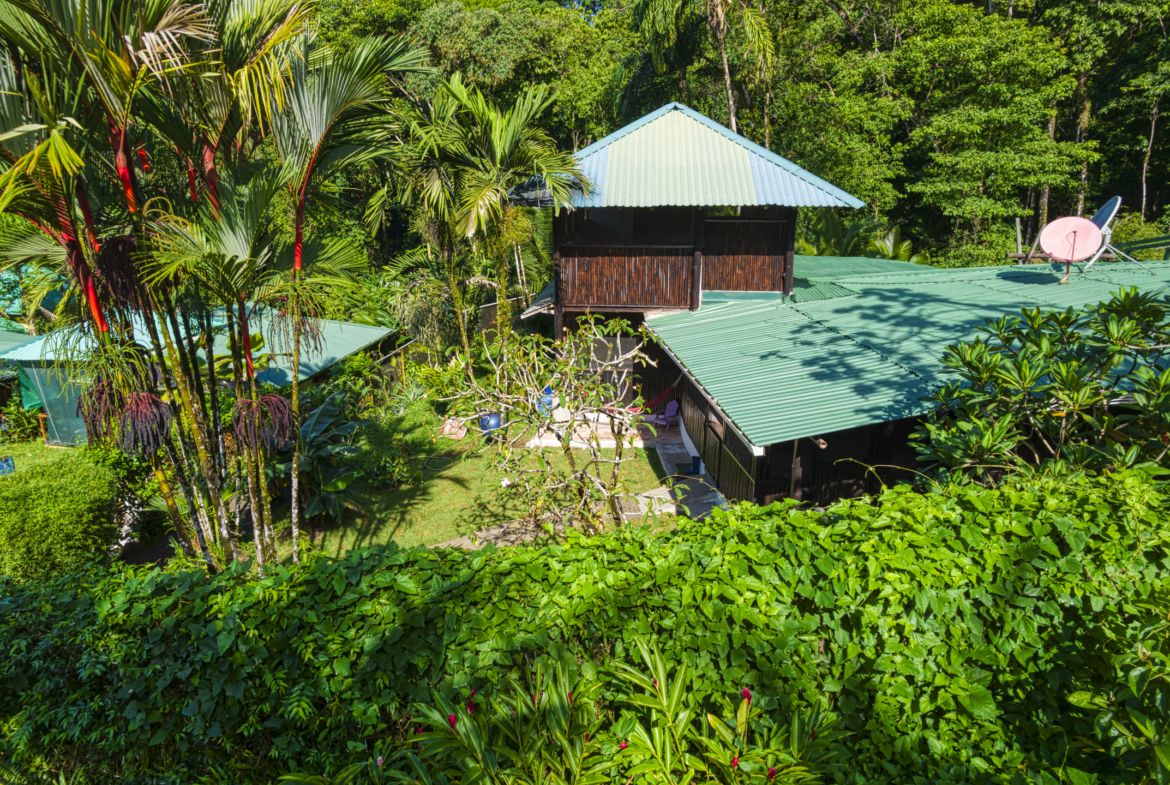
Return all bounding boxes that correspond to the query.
[649,400,679,431]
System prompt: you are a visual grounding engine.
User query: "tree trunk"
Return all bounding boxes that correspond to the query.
[716,27,738,133]
[289,304,302,564]
[1039,112,1056,228]
[445,250,474,377]
[1143,94,1162,220]
[1074,74,1091,216]
[162,437,215,567]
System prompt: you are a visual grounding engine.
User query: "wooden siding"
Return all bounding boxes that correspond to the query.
[558,245,694,309]
[702,220,788,291]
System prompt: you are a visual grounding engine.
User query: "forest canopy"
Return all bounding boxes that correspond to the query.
[314,0,1170,267]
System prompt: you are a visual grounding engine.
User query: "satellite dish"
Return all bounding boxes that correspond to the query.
[1040,216,1104,283]
[1089,196,1122,231]
[1040,217,1103,262]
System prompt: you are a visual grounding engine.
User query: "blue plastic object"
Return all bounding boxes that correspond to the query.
[0,456,14,476]
[479,413,504,440]
[537,385,555,415]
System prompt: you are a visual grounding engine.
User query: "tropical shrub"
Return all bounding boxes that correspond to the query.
[285,645,845,785]
[915,287,1170,475]
[0,469,1166,783]
[0,453,117,580]
[0,389,40,444]
[275,394,366,525]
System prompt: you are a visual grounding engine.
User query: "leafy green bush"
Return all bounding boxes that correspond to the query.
[0,452,117,580]
[915,287,1170,475]
[0,469,1166,784]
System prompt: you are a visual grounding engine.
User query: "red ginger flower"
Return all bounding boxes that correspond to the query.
[768,766,776,781]
[732,757,739,769]
[620,741,627,750]
[448,714,457,730]
[742,687,752,706]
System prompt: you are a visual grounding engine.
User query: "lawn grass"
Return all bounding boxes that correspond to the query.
[286,402,669,559]
[0,439,78,474]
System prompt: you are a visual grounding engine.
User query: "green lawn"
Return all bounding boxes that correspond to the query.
[284,403,668,558]
[0,439,77,474]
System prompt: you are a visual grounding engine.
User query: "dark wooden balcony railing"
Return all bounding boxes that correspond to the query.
[557,245,695,310]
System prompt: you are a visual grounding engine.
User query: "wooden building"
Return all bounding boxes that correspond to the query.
[542,102,864,337]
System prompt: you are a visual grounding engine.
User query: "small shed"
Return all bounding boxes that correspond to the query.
[0,312,393,446]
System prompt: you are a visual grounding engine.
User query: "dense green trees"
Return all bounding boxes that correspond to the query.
[315,0,1170,267]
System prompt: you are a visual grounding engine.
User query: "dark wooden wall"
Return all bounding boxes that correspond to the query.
[557,245,694,309]
[702,219,789,292]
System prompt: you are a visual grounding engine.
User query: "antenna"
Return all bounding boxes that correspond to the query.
[1039,217,1103,284]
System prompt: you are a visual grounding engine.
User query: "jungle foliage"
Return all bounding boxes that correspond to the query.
[314,0,1170,268]
[2,468,1167,784]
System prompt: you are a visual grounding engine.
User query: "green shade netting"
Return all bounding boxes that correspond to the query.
[18,362,84,446]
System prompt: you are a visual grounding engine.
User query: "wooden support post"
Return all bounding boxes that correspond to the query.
[782,207,796,297]
[789,439,802,501]
[692,208,705,310]
[553,248,564,340]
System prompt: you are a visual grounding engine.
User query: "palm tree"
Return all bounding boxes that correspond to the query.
[269,34,429,561]
[632,0,774,133]
[442,75,585,343]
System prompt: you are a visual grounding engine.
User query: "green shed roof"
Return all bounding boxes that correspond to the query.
[572,103,864,209]
[648,261,1170,447]
[0,329,34,355]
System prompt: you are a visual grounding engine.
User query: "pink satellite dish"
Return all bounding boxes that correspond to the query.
[1039,217,1103,262]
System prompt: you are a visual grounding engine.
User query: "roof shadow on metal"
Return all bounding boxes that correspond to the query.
[571,103,864,210]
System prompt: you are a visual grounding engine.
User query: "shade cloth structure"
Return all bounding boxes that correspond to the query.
[647,259,1170,450]
[0,310,394,446]
[565,103,864,209]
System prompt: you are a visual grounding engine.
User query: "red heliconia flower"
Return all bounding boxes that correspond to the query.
[620,741,627,750]
[732,757,739,769]
[742,687,752,706]
[768,767,776,781]
[448,714,457,730]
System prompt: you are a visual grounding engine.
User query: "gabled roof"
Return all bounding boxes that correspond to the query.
[648,261,1170,447]
[572,103,864,210]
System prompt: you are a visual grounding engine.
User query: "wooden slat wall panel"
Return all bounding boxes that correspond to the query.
[559,246,694,308]
[702,221,787,291]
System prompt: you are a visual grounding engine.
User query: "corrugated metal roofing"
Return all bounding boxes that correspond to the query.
[0,308,391,384]
[572,103,864,209]
[0,329,34,355]
[793,255,934,281]
[649,260,1170,447]
[521,282,556,318]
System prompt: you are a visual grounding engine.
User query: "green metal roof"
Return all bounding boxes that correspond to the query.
[792,255,933,280]
[0,309,391,382]
[572,103,864,209]
[0,329,34,355]
[648,261,1170,447]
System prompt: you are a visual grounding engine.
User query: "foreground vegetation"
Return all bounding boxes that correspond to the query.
[2,468,1166,783]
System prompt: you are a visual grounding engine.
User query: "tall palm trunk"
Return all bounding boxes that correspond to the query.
[289,299,302,563]
[495,257,512,347]
[445,249,474,377]
[708,6,737,133]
